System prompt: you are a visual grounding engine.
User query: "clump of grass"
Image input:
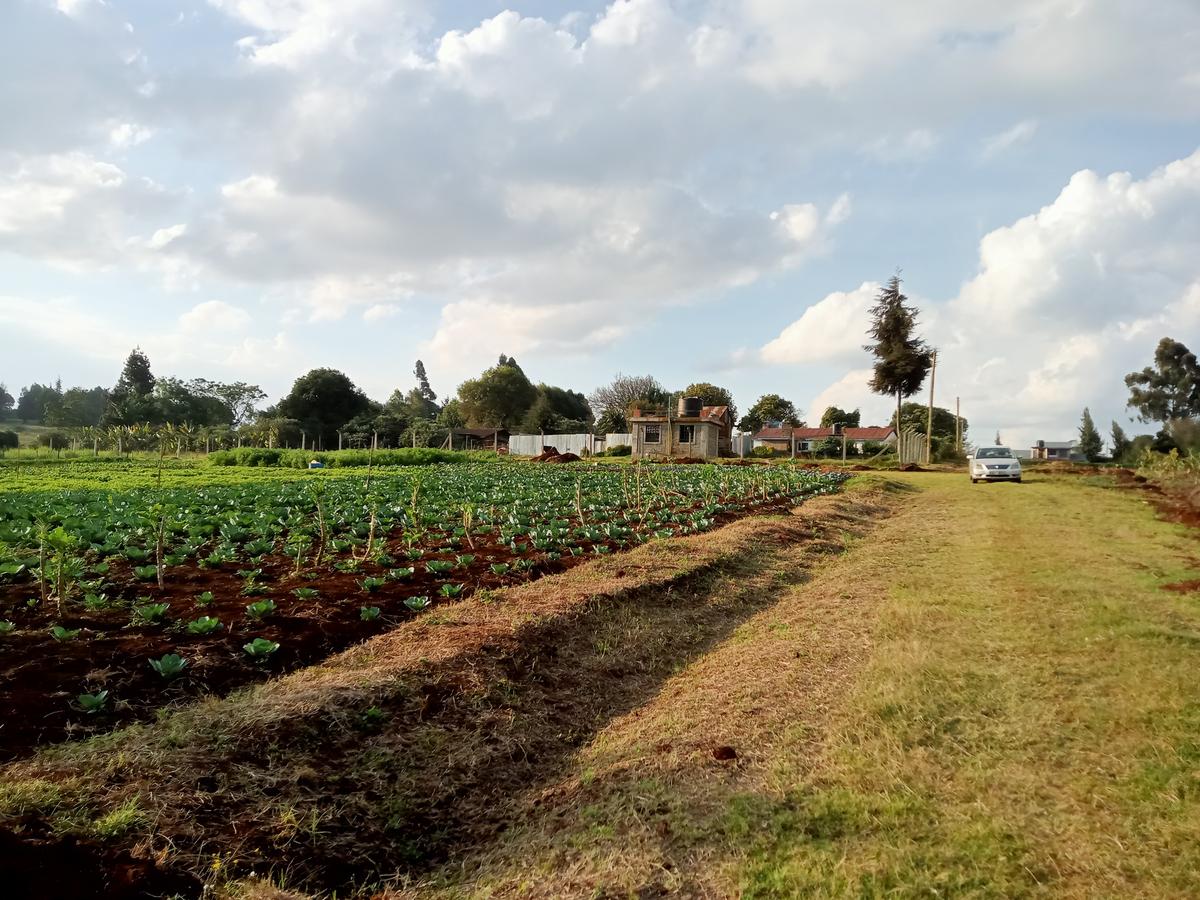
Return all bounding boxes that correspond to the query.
[91,798,147,839]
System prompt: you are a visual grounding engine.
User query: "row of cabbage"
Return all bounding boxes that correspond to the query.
[0,463,848,619]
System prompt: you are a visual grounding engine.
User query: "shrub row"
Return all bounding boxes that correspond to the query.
[207,447,494,468]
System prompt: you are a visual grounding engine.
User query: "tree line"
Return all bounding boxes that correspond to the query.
[0,351,774,452]
[3,292,1194,460]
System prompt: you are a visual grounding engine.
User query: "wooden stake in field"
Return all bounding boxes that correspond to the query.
[925,349,938,465]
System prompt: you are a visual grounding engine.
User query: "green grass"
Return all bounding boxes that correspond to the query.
[729,473,1200,897]
[412,472,1200,899]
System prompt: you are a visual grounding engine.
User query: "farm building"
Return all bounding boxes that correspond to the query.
[1030,439,1083,461]
[753,425,897,454]
[443,428,509,452]
[629,398,734,459]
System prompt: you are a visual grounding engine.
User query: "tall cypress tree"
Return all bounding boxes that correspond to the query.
[1078,408,1103,462]
[864,275,933,434]
[1110,421,1132,462]
[413,360,437,404]
[105,348,158,425]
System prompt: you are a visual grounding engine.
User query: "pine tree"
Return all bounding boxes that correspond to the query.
[116,348,156,397]
[864,274,933,433]
[1078,407,1103,462]
[413,360,437,404]
[104,348,158,426]
[1110,421,1132,462]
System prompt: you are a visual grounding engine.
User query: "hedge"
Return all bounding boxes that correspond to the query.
[207,448,496,468]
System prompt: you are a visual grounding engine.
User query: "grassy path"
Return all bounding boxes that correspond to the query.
[411,472,1200,898]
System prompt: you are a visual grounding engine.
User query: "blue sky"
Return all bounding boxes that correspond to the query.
[2,0,1200,447]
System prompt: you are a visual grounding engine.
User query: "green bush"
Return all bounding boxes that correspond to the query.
[600,444,631,457]
[208,447,494,468]
[36,430,72,449]
[0,431,17,451]
[750,445,781,458]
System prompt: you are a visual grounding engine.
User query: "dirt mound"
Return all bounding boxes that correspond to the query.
[541,452,582,463]
[1162,580,1200,594]
[897,463,927,472]
[529,449,583,463]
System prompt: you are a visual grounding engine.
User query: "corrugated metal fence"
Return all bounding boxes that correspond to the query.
[896,428,928,464]
[508,433,632,456]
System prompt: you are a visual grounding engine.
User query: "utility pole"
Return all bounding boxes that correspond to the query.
[955,396,961,455]
[666,393,675,458]
[925,350,937,465]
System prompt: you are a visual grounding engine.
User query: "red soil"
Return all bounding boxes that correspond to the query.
[0,492,811,760]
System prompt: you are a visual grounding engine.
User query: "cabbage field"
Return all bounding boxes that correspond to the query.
[0,459,848,758]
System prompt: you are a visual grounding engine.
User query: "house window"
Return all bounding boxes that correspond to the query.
[678,425,695,443]
[643,424,661,444]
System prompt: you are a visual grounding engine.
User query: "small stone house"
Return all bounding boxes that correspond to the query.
[1029,440,1082,461]
[629,399,733,459]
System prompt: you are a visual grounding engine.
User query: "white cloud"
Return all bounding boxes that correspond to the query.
[423,299,626,380]
[0,152,175,269]
[207,0,430,69]
[4,0,1200,418]
[761,282,878,365]
[108,121,153,148]
[143,223,187,250]
[436,12,579,120]
[980,119,1037,160]
[863,129,940,163]
[808,368,894,426]
[763,149,1200,448]
[54,0,98,19]
[362,303,401,322]
[0,292,290,387]
[179,299,252,332]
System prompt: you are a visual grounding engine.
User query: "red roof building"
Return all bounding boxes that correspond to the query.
[752,424,897,453]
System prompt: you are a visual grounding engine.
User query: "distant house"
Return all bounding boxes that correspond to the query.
[753,424,897,454]
[1030,439,1082,461]
[630,399,734,459]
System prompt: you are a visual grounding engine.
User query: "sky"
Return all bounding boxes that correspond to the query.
[2,0,1199,448]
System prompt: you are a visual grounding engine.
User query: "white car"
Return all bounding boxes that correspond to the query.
[970,446,1022,483]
